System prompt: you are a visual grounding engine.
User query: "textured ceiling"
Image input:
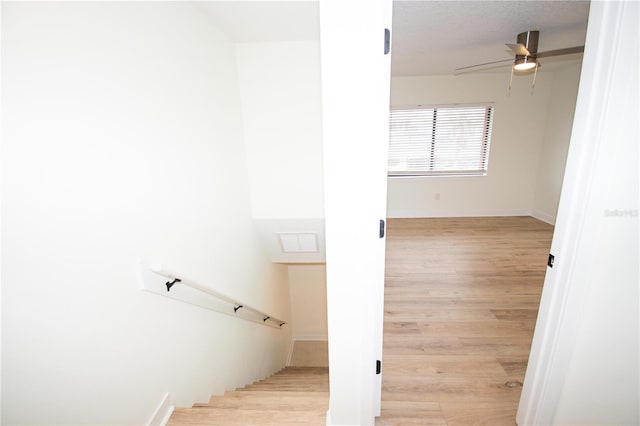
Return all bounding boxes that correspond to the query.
[197,0,589,76]
[392,0,590,76]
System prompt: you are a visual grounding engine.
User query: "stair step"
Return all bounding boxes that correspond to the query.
[247,379,328,385]
[219,390,328,399]
[170,408,326,425]
[277,367,328,374]
[245,378,328,385]
[241,384,328,392]
[204,393,327,410]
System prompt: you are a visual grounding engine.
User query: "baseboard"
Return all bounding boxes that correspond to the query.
[386,209,558,225]
[386,209,532,219]
[294,335,328,341]
[147,392,174,426]
[531,210,556,225]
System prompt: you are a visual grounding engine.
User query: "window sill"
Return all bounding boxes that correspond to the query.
[388,172,487,178]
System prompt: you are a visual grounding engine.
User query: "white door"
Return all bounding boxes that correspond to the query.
[320,0,393,424]
[517,1,640,424]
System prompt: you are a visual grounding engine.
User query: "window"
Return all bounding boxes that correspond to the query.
[388,104,494,177]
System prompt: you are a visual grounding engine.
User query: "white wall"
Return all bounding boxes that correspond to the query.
[288,265,328,340]
[1,3,291,424]
[388,66,581,222]
[532,63,582,223]
[235,40,326,263]
[235,40,324,220]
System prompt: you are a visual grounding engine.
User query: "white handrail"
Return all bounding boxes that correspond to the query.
[139,261,286,329]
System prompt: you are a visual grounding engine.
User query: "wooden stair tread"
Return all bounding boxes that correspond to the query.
[243,382,328,388]
[209,391,328,400]
[203,394,327,410]
[170,408,326,425]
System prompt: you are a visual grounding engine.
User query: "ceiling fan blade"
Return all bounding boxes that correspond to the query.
[455,58,514,73]
[537,46,585,58]
[506,43,531,56]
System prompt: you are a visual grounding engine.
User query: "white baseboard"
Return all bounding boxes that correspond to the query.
[294,335,328,341]
[386,209,558,225]
[386,209,532,219]
[531,210,556,225]
[147,392,174,426]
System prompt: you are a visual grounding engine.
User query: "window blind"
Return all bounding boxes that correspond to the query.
[388,105,494,176]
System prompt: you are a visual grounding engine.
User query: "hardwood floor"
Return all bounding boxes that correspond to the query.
[377,217,554,426]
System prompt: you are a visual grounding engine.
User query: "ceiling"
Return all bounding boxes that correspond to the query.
[197,0,590,76]
[392,1,590,76]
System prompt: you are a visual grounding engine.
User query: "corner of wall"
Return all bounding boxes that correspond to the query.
[531,210,556,225]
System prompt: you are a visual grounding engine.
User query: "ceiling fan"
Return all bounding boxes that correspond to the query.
[455,30,585,92]
[457,30,585,73]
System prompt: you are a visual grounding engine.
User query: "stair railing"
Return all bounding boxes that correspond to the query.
[137,260,286,329]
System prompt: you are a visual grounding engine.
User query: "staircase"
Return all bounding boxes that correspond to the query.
[167,367,329,425]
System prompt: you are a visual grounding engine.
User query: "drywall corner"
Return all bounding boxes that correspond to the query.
[531,210,556,225]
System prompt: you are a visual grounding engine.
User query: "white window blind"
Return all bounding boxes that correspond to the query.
[388,104,494,176]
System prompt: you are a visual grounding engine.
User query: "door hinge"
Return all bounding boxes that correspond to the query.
[548,253,555,268]
[376,360,382,375]
[384,28,391,55]
[379,219,385,238]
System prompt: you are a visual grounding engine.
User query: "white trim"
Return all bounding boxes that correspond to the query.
[293,335,329,341]
[516,2,628,424]
[147,392,174,426]
[386,209,532,219]
[286,339,295,366]
[531,210,555,225]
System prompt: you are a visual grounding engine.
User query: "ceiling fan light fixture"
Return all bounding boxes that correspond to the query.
[514,56,537,71]
[513,30,539,72]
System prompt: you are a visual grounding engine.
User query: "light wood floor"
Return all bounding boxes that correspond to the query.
[377,217,553,426]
